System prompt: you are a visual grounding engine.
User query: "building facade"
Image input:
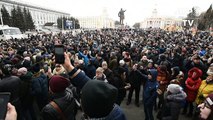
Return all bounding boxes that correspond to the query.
[140,8,182,31]
[78,9,115,29]
[0,0,70,27]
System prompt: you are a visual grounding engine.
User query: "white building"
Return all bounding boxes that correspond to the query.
[78,9,115,29]
[140,8,182,30]
[0,0,70,27]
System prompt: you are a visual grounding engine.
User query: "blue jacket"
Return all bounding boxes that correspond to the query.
[31,73,48,99]
[78,51,89,66]
[106,104,127,120]
[142,69,159,105]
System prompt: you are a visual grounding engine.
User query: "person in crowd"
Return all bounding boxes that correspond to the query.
[0,64,23,120]
[156,65,170,109]
[78,49,89,66]
[157,54,171,73]
[31,64,49,110]
[102,61,114,84]
[197,93,213,120]
[109,52,118,71]
[112,66,131,105]
[196,65,213,105]
[139,55,149,70]
[170,66,185,85]
[41,75,77,120]
[81,80,127,120]
[62,52,127,120]
[160,84,187,120]
[142,69,159,120]
[93,67,108,83]
[183,67,202,117]
[184,55,207,79]
[84,58,96,79]
[127,63,143,107]
[94,52,104,68]
[17,67,35,120]
[53,64,66,76]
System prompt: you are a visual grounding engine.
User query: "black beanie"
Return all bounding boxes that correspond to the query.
[81,80,118,118]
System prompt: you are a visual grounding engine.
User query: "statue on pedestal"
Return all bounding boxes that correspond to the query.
[118,8,126,25]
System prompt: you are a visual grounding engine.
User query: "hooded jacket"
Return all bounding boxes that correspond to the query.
[185,67,202,102]
[195,80,213,105]
[143,69,159,105]
[162,89,187,120]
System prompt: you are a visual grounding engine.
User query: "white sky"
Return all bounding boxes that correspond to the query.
[19,0,213,26]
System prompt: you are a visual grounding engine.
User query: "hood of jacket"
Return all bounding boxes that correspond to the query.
[148,69,158,81]
[188,67,203,80]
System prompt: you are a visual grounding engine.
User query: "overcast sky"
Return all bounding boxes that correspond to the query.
[19,0,213,26]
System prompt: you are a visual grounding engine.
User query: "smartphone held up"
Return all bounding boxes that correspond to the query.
[54,45,65,64]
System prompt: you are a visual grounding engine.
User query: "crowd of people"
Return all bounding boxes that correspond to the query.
[0,28,213,120]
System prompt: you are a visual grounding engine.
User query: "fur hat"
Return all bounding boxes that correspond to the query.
[167,84,182,94]
[81,80,118,118]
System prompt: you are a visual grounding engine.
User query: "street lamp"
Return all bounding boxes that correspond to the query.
[0,12,3,26]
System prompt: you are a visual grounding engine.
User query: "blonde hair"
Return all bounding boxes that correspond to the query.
[96,67,104,73]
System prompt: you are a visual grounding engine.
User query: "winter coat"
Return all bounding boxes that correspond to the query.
[195,80,213,105]
[19,72,33,108]
[109,58,118,71]
[143,69,159,106]
[41,89,76,120]
[104,104,127,120]
[31,72,48,97]
[112,75,127,103]
[185,67,202,102]
[78,51,89,66]
[184,60,207,79]
[31,72,49,109]
[157,67,170,92]
[104,68,114,84]
[129,69,143,87]
[162,90,187,120]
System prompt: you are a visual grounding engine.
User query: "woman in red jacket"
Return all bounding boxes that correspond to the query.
[183,67,202,117]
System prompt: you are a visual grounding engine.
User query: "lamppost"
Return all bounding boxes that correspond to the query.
[0,12,3,26]
[62,16,64,31]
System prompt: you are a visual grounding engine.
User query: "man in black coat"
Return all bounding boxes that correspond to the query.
[0,64,22,120]
[127,64,143,107]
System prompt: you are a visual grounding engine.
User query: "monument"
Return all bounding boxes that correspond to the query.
[118,8,126,25]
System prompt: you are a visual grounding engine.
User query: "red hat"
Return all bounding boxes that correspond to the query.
[49,75,70,93]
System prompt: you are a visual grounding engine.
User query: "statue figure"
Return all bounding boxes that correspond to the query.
[118,8,126,25]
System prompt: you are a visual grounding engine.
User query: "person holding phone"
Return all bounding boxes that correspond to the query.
[197,93,213,120]
[61,52,127,120]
